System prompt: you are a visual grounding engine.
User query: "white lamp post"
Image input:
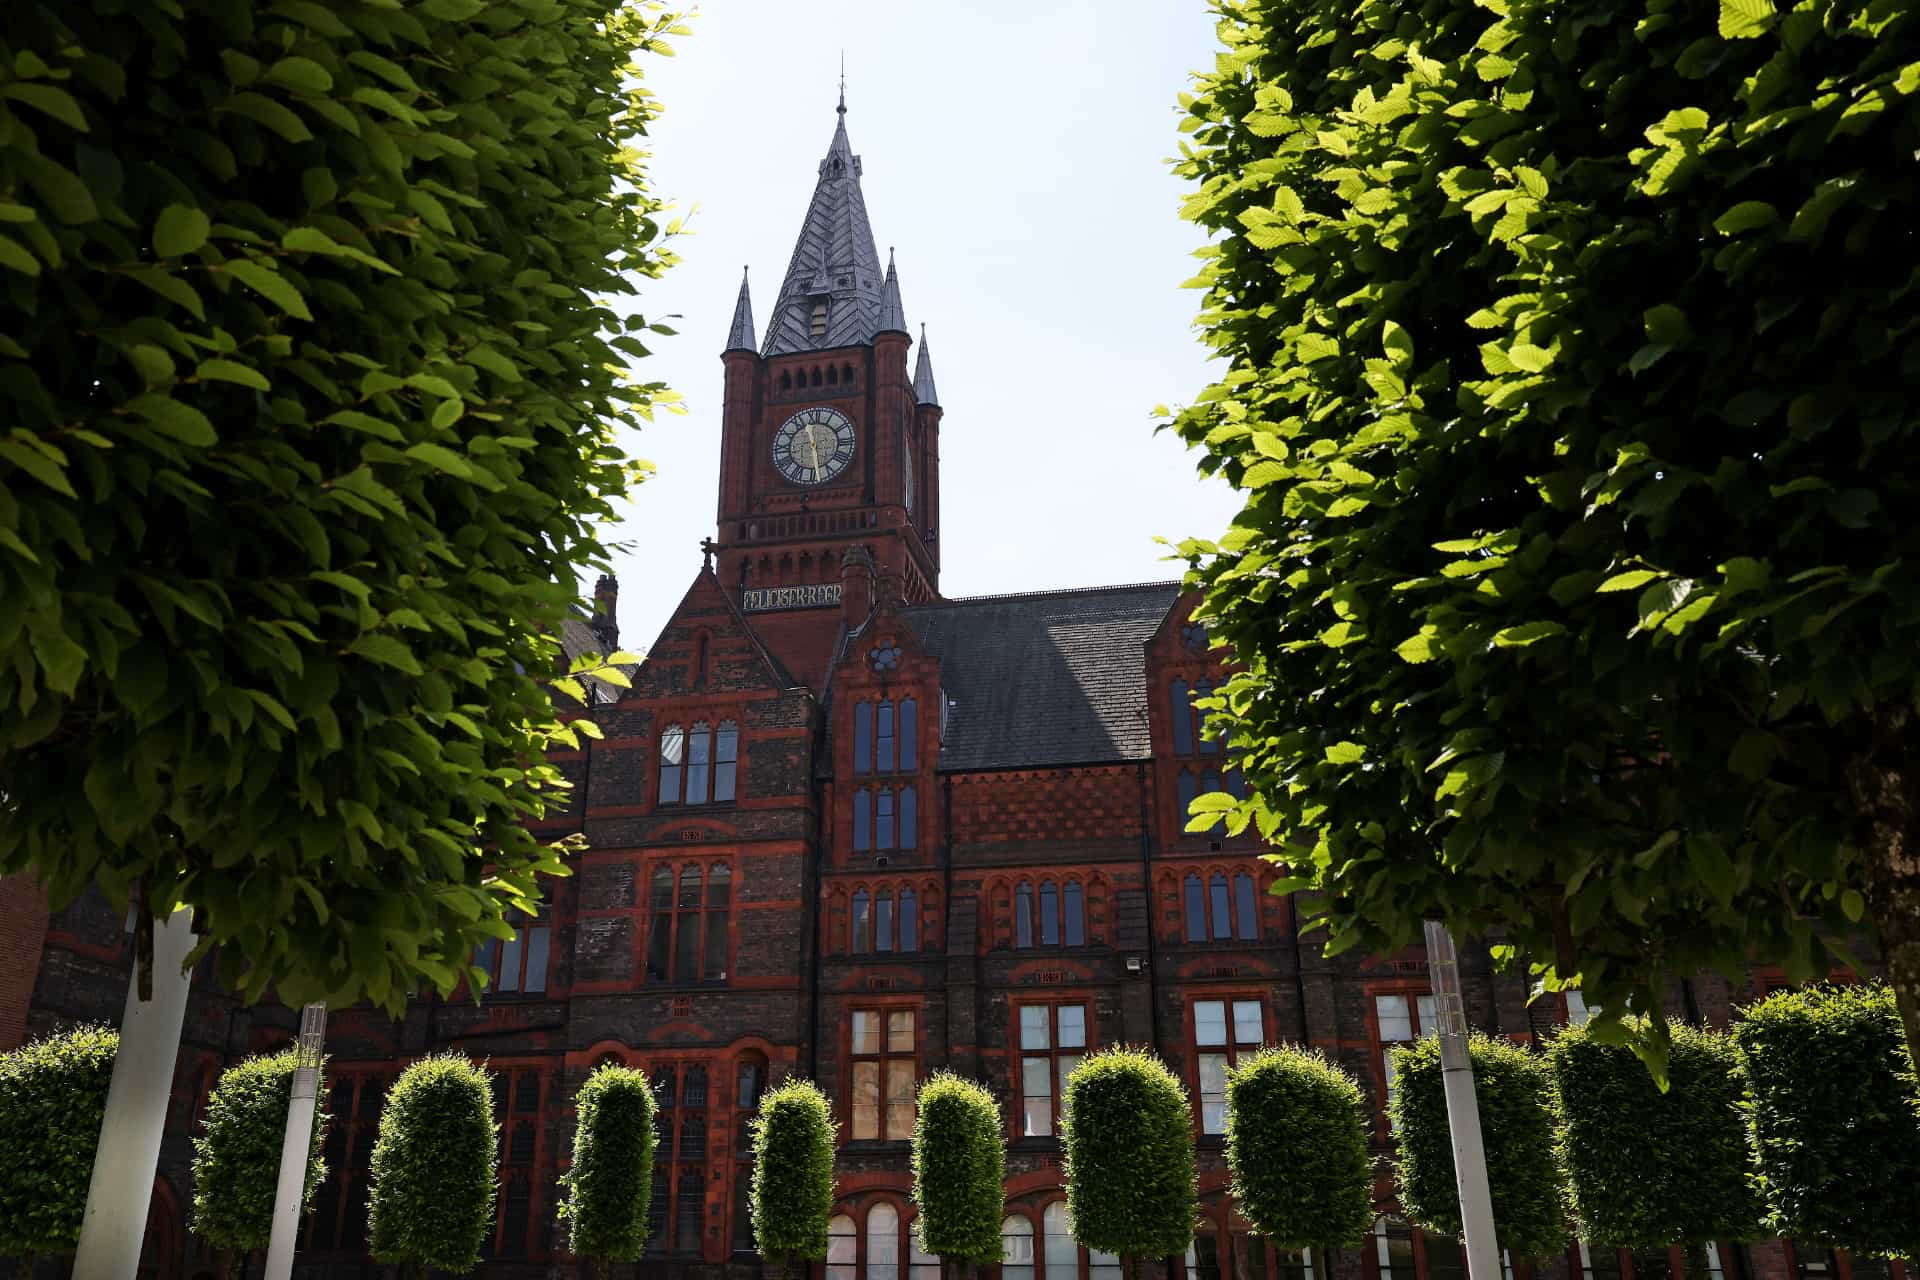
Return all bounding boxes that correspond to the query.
[1423,920,1501,1280]
[263,1002,328,1280]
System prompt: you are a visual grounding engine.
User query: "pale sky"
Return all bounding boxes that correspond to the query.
[598,0,1242,652]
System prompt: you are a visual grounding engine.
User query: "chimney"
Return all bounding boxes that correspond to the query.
[839,545,874,633]
[591,574,619,651]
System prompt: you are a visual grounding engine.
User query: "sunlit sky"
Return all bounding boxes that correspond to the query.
[597,0,1242,652]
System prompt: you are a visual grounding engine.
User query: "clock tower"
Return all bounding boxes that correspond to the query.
[710,94,943,685]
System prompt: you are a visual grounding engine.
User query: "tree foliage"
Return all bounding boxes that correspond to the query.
[367,1053,497,1275]
[910,1073,1006,1264]
[750,1079,837,1266]
[1059,1048,1196,1261]
[1733,983,1920,1258]
[1390,1035,1566,1259]
[189,1049,329,1254]
[0,0,684,1011]
[1171,0,1920,1068]
[0,1025,117,1259]
[1548,1020,1761,1247]
[556,1063,657,1271]
[1224,1047,1373,1251]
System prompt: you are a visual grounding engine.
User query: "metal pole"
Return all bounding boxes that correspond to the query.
[1423,921,1501,1280]
[263,1003,328,1280]
[72,906,196,1280]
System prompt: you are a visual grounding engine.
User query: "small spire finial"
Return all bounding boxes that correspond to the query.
[838,54,846,115]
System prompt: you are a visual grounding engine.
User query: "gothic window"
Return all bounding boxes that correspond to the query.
[474,899,550,996]
[828,365,839,385]
[1004,1218,1036,1280]
[1181,871,1258,942]
[649,1065,709,1253]
[1017,1004,1087,1137]
[868,1204,900,1280]
[854,788,871,850]
[855,703,873,774]
[1233,871,1260,940]
[1013,878,1086,949]
[1015,882,1033,948]
[898,698,916,770]
[849,1008,916,1140]
[811,366,824,386]
[877,702,895,771]
[1193,998,1265,1133]
[499,1173,531,1257]
[851,885,920,955]
[854,785,914,853]
[646,862,731,983]
[877,789,895,851]
[899,888,918,951]
[843,363,855,384]
[853,889,872,953]
[1183,874,1207,942]
[1171,679,1193,755]
[1039,1202,1121,1280]
[829,1216,858,1280]
[856,698,915,773]
[686,721,712,803]
[780,371,792,390]
[1063,881,1085,945]
[660,724,685,802]
[714,721,739,803]
[898,785,916,849]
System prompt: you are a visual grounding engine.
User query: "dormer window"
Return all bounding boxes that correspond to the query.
[810,300,829,339]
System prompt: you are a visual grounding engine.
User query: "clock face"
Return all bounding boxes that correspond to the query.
[772,407,856,486]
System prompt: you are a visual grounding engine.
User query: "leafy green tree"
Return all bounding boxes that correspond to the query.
[556,1063,658,1277]
[1733,983,1920,1258]
[367,1053,497,1277]
[189,1049,329,1257]
[0,0,683,1010]
[1390,1035,1566,1259]
[1548,1021,1762,1247]
[0,1026,117,1261]
[1224,1047,1373,1255]
[750,1079,837,1276]
[1171,0,1920,1067]
[1059,1048,1195,1275]
[910,1073,1006,1280]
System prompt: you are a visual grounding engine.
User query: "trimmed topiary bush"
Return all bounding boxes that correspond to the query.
[189,1049,329,1255]
[0,1025,117,1260]
[367,1053,497,1276]
[1548,1020,1762,1247]
[1390,1034,1566,1258]
[1060,1047,1196,1264]
[1224,1046,1373,1251]
[556,1063,658,1275]
[1734,983,1920,1258]
[750,1078,837,1271]
[911,1073,1006,1272]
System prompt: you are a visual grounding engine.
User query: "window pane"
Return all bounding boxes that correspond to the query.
[660,726,685,804]
[1057,1055,1080,1105]
[1178,770,1198,823]
[1063,881,1085,946]
[899,698,917,771]
[1172,680,1194,754]
[1040,883,1060,946]
[1043,1204,1075,1277]
[876,891,895,954]
[1566,988,1592,1026]
[854,788,871,851]
[1235,1234,1269,1280]
[899,785,917,849]
[878,701,896,772]
[853,891,872,954]
[675,882,700,978]
[1199,1052,1228,1134]
[1424,1235,1466,1280]
[1057,1005,1087,1049]
[888,1009,916,1053]
[1004,1217,1035,1280]
[1210,875,1233,940]
[1376,1217,1414,1280]
[1233,1000,1263,1045]
[852,1010,880,1055]
[651,866,674,908]
[1375,995,1413,1042]
[1195,1000,1227,1046]
[686,723,711,804]
[911,1232,940,1280]
[714,722,739,803]
[855,703,872,775]
[1090,1248,1123,1280]
[877,788,895,852]
[899,889,917,952]
[1021,1006,1051,1050]
[1417,994,1437,1035]
[647,911,672,982]
[1016,883,1034,949]
[1234,872,1259,940]
[886,1060,915,1137]
[704,911,728,978]
[1631,1249,1674,1280]
[523,925,550,994]
[498,931,524,993]
[1684,1245,1730,1280]
[1194,1234,1223,1280]
[1022,1061,1052,1137]
[474,938,498,990]
[1196,681,1219,753]
[869,1204,900,1280]
[852,1062,880,1140]
[1184,874,1207,942]
[829,1215,859,1280]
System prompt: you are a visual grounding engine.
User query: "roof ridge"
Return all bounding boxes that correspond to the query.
[908,579,1184,608]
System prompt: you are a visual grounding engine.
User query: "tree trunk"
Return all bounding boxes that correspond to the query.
[1844,708,1920,1061]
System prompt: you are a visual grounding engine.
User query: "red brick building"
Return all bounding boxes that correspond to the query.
[0,100,1902,1280]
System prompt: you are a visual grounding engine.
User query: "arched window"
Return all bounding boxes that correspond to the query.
[1234,872,1259,940]
[868,1203,901,1280]
[855,703,873,774]
[500,1173,531,1257]
[1063,881,1085,946]
[876,788,895,851]
[1044,1204,1076,1280]
[706,865,732,977]
[828,1215,858,1280]
[1003,1217,1035,1280]
[714,721,739,803]
[843,363,855,384]
[811,364,824,386]
[877,700,896,772]
[827,365,839,385]
[1195,680,1218,753]
[898,698,917,771]
[911,1223,940,1280]
[1171,679,1194,755]
[1177,769,1198,820]
[1184,874,1207,943]
[1210,874,1233,941]
[1039,883,1060,946]
[1015,882,1034,948]
[854,788,872,851]
[780,371,792,390]
[686,721,712,805]
[660,724,685,803]
[899,888,918,952]
[675,865,703,976]
[853,890,872,954]
[899,785,917,850]
[875,890,895,954]
[647,867,673,981]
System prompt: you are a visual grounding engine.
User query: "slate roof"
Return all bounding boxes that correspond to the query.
[761,104,889,357]
[902,582,1182,771]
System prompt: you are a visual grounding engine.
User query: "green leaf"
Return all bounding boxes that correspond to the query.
[224,259,313,321]
[196,359,270,391]
[1492,620,1565,647]
[0,83,89,132]
[129,394,217,446]
[154,205,211,257]
[223,92,313,143]
[1324,741,1366,764]
[1719,0,1777,38]
[349,634,423,676]
[265,56,334,94]
[1712,201,1778,234]
[404,443,474,478]
[17,153,98,225]
[1598,569,1661,593]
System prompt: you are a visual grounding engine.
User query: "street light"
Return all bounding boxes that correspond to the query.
[1423,921,1501,1280]
[263,1002,328,1280]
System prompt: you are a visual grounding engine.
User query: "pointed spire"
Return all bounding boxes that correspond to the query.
[876,248,907,335]
[761,98,885,356]
[913,324,940,407]
[725,266,756,353]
